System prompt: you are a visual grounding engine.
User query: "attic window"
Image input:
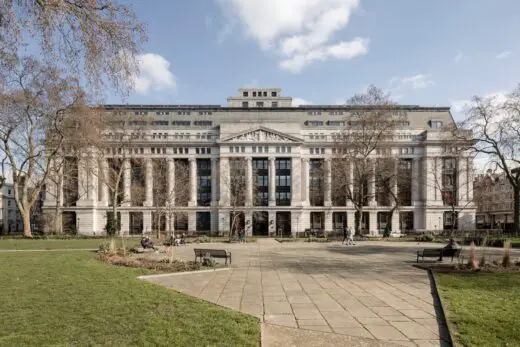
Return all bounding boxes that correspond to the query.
[431,120,443,129]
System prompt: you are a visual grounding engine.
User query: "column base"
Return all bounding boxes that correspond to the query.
[268,201,276,207]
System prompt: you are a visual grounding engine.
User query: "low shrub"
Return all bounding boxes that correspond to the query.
[415,234,434,242]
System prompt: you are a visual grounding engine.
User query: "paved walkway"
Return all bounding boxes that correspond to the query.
[143,240,467,346]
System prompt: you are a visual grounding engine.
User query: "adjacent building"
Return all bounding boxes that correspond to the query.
[0,183,23,234]
[43,88,475,236]
[474,171,516,230]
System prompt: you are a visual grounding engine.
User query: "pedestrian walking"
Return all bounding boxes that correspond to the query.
[342,225,348,245]
[346,226,355,245]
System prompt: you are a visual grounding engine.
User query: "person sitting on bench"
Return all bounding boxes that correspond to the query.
[439,238,460,260]
[141,236,155,249]
[180,233,186,245]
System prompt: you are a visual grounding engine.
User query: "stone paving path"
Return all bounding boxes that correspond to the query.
[144,240,457,346]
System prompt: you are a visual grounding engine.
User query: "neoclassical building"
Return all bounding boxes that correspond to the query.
[43,88,475,236]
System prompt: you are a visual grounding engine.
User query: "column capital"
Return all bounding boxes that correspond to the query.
[302,158,309,163]
[245,156,252,162]
[268,156,276,162]
[188,157,196,162]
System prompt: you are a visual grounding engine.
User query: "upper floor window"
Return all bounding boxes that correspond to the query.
[271,91,277,97]
[271,102,278,108]
[243,91,248,97]
[329,111,343,115]
[263,91,267,97]
[327,121,345,126]
[431,120,443,129]
[256,101,264,107]
[306,121,324,126]
[151,120,169,126]
[308,111,321,115]
[242,101,248,108]
[198,111,212,115]
[155,111,169,115]
[177,111,191,115]
[171,120,190,126]
[194,120,212,126]
[253,91,257,97]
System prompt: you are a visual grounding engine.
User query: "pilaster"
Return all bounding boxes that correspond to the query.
[268,157,276,207]
[189,158,197,207]
[144,159,153,207]
[291,157,302,206]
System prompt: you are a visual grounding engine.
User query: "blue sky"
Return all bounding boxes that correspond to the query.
[119,0,520,120]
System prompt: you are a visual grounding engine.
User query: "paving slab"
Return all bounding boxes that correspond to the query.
[143,240,453,345]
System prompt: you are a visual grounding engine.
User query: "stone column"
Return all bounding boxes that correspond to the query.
[291,157,302,206]
[219,157,230,206]
[368,160,376,206]
[143,211,152,235]
[458,157,468,204]
[467,158,473,202]
[144,159,153,207]
[122,158,131,206]
[189,158,197,207]
[324,210,333,233]
[120,211,129,235]
[87,154,98,203]
[77,156,88,203]
[302,158,310,206]
[347,161,353,206]
[211,158,218,206]
[411,158,420,205]
[268,157,276,206]
[369,211,378,236]
[100,159,109,206]
[245,157,253,206]
[324,158,332,206]
[168,159,175,206]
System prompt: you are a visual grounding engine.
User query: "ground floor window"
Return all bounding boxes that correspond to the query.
[377,212,390,234]
[196,212,211,232]
[252,211,268,236]
[152,212,167,232]
[174,213,188,231]
[129,212,143,235]
[400,212,413,231]
[62,211,77,234]
[230,211,245,236]
[105,211,120,234]
[276,212,291,237]
[444,211,458,230]
[310,212,324,231]
[332,212,347,232]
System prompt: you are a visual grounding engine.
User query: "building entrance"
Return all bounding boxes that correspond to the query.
[129,212,143,235]
[276,212,291,237]
[253,211,269,236]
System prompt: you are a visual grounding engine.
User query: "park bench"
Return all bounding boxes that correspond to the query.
[194,248,232,266]
[416,248,461,262]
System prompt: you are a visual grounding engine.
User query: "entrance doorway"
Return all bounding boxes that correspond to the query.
[377,212,390,235]
[253,211,269,236]
[62,212,77,234]
[129,212,143,235]
[332,212,347,233]
[276,212,291,237]
[310,212,325,231]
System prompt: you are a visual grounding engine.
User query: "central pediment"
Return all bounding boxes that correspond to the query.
[219,126,303,143]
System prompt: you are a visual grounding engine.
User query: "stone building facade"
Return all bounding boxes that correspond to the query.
[474,172,516,230]
[43,88,475,236]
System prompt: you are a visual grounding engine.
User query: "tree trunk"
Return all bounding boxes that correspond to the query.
[354,208,361,236]
[22,210,32,238]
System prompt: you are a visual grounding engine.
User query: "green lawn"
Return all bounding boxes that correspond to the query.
[0,237,143,250]
[436,272,520,347]
[0,251,260,346]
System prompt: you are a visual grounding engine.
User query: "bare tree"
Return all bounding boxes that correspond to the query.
[0,57,87,237]
[332,85,404,235]
[93,110,150,236]
[226,158,247,239]
[457,85,520,233]
[150,158,190,239]
[0,0,146,95]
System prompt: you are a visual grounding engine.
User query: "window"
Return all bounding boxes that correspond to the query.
[207,147,211,154]
[171,120,190,126]
[162,148,166,154]
[196,148,200,154]
[431,120,443,129]
[140,148,144,154]
[264,146,268,153]
[307,121,324,126]
[134,111,147,115]
[271,91,277,97]
[271,102,278,108]
[241,146,245,153]
[242,101,248,108]
[252,146,256,153]
[258,146,263,153]
[328,121,345,126]
[263,91,267,97]
[310,148,314,154]
[253,91,257,97]
[230,147,234,153]
[308,111,321,115]
[8,189,11,195]
[329,111,344,115]
[321,148,325,154]
[256,101,264,107]
[151,148,155,154]
[243,91,248,97]
[276,146,280,153]
[194,120,212,126]
[177,111,191,115]
[155,111,169,115]
[151,120,169,126]
[198,111,212,115]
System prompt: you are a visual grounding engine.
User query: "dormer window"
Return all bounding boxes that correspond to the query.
[272,91,277,97]
[431,120,443,129]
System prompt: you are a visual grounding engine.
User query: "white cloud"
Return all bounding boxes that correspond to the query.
[133,53,176,95]
[292,97,314,106]
[390,74,435,90]
[496,51,512,59]
[218,0,368,72]
[450,91,508,121]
